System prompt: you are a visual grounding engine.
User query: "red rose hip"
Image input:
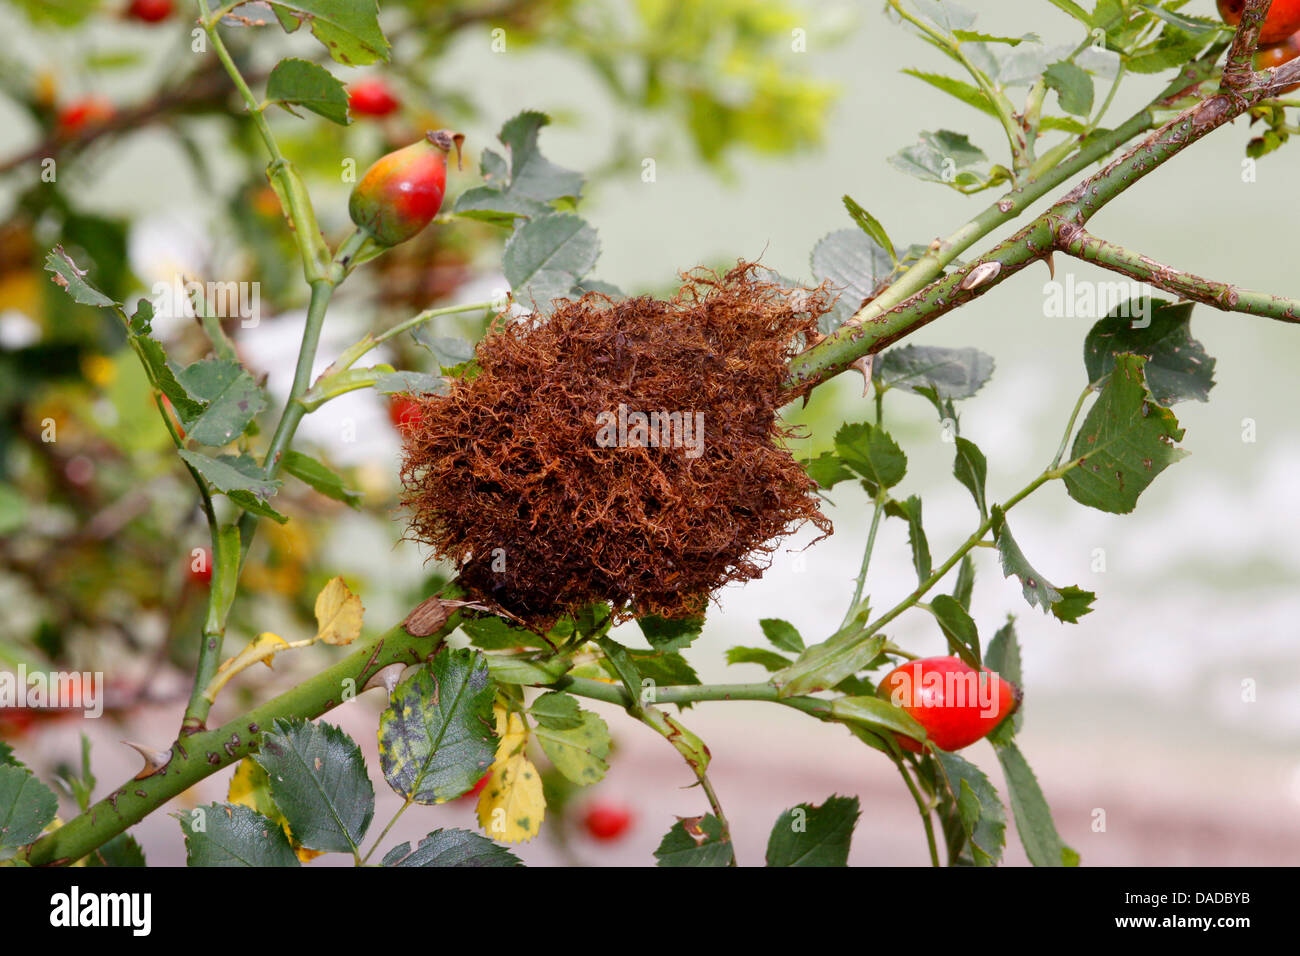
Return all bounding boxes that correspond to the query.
[348,79,401,118]
[388,395,423,430]
[582,802,633,842]
[878,656,1021,753]
[126,0,173,22]
[57,96,115,137]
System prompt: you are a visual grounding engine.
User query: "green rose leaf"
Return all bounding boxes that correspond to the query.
[1062,353,1187,514]
[176,359,267,446]
[951,554,976,611]
[885,495,932,583]
[0,765,58,848]
[833,421,906,493]
[130,335,205,420]
[811,229,893,331]
[265,1,390,66]
[176,803,301,867]
[485,654,571,685]
[529,691,584,731]
[177,450,287,523]
[930,594,981,666]
[382,829,523,867]
[460,616,550,651]
[801,451,855,490]
[266,57,351,125]
[0,741,22,770]
[534,707,611,786]
[253,718,374,854]
[624,649,699,688]
[504,213,601,312]
[888,129,988,185]
[952,436,988,517]
[45,246,117,307]
[409,330,478,373]
[760,618,805,654]
[830,695,928,743]
[773,634,886,698]
[874,344,995,400]
[985,619,1024,741]
[281,450,362,508]
[725,646,793,672]
[765,795,860,867]
[84,833,147,867]
[453,111,584,225]
[934,750,1006,866]
[638,615,704,652]
[1044,61,1094,115]
[654,814,733,867]
[992,507,1096,622]
[994,740,1077,867]
[841,195,897,264]
[904,70,999,119]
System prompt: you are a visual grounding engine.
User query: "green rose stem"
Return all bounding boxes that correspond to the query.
[891,753,940,867]
[179,3,346,736]
[1054,226,1300,322]
[817,45,1227,343]
[28,620,454,866]
[789,31,1300,391]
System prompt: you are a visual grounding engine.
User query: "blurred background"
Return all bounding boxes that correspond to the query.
[0,0,1297,865]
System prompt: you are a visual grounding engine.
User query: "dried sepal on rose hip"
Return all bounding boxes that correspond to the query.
[348,129,465,247]
[878,656,1021,753]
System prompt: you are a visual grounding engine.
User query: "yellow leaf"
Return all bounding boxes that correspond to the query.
[476,703,543,843]
[493,702,528,759]
[228,758,324,863]
[476,753,544,844]
[314,576,364,646]
[203,632,289,703]
[217,632,289,673]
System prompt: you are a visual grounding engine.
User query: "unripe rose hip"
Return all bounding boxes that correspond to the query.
[348,130,464,247]
[878,655,1021,753]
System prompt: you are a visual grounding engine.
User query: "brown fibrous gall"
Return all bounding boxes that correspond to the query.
[399,263,834,627]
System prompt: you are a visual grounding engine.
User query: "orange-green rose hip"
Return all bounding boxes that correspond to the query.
[348,129,464,247]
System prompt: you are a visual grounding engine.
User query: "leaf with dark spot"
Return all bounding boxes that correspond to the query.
[1084,298,1215,405]
[378,649,497,803]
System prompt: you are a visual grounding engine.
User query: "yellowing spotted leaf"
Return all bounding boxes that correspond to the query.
[476,753,544,844]
[203,632,290,702]
[314,576,364,646]
[493,703,528,759]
